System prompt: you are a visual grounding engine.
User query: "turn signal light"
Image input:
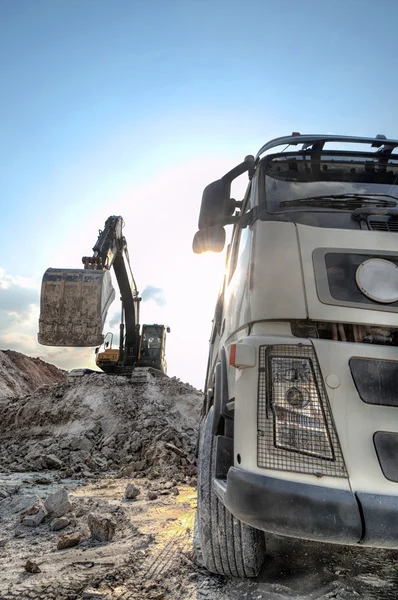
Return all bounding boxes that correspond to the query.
[229,343,256,369]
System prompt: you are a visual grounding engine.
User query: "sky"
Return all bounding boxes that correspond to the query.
[1,0,398,389]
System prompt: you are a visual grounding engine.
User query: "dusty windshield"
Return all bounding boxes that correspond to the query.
[263,152,398,212]
[142,328,162,348]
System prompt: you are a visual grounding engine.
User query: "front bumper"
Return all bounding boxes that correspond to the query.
[223,467,398,548]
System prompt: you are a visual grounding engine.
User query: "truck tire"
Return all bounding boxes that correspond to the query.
[197,408,266,578]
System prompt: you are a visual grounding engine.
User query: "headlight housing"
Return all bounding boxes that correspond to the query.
[257,344,347,477]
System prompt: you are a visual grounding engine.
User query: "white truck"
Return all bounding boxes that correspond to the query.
[193,133,398,577]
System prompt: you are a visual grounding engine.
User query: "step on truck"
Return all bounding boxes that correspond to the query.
[193,133,398,577]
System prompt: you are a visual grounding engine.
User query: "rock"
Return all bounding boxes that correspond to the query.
[70,436,93,452]
[51,517,70,531]
[171,487,179,496]
[0,538,8,548]
[60,438,71,450]
[82,590,106,599]
[57,532,81,550]
[124,483,140,499]
[43,454,63,469]
[34,476,53,485]
[87,513,116,542]
[23,510,47,527]
[21,499,47,527]
[25,559,41,573]
[101,446,115,459]
[0,487,9,499]
[130,431,142,452]
[14,527,25,538]
[92,455,108,469]
[147,491,158,501]
[118,461,145,478]
[19,496,41,521]
[75,505,88,518]
[44,488,71,517]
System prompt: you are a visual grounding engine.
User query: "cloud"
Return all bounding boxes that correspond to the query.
[109,313,121,328]
[141,286,167,307]
[0,268,39,335]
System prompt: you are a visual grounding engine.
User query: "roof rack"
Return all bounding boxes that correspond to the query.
[255,134,398,161]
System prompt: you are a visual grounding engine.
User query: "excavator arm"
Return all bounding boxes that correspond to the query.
[38,216,141,365]
[82,216,141,364]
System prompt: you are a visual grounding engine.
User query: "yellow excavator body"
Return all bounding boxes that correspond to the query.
[96,348,120,368]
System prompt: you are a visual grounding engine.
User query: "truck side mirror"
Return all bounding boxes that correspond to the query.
[166,327,171,333]
[198,156,254,229]
[192,225,226,254]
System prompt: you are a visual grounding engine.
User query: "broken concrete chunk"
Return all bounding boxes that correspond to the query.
[43,454,63,469]
[87,513,115,542]
[82,590,106,599]
[19,496,41,521]
[124,483,140,499]
[118,460,146,478]
[20,499,47,527]
[0,487,9,499]
[70,435,93,452]
[25,559,41,573]
[44,487,71,517]
[34,476,53,485]
[51,517,70,531]
[57,531,81,550]
[23,509,47,527]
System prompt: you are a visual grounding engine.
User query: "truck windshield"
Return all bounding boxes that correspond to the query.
[262,152,398,212]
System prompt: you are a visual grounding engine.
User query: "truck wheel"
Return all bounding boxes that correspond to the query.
[197,408,266,578]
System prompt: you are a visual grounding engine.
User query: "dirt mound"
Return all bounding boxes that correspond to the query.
[0,373,202,482]
[0,350,66,399]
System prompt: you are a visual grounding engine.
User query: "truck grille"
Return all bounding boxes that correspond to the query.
[368,219,398,232]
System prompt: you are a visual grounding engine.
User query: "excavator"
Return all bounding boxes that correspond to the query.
[38,215,169,379]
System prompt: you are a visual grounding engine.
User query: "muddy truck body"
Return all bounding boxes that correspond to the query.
[38,215,168,376]
[193,133,398,577]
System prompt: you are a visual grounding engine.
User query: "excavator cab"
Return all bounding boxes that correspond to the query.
[138,324,168,373]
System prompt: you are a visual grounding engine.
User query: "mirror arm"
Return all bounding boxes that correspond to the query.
[206,215,240,227]
[221,156,255,184]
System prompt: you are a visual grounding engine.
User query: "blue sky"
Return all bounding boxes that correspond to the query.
[1,0,397,388]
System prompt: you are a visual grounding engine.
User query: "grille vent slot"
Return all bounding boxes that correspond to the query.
[368,219,398,232]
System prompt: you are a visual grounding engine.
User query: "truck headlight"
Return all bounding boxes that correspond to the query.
[285,386,310,408]
[257,345,347,477]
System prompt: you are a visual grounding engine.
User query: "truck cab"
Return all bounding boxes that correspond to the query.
[193,134,398,578]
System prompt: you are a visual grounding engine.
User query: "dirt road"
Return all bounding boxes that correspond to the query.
[1,473,398,600]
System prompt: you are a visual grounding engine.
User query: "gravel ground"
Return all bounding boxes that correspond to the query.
[1,473,398,600]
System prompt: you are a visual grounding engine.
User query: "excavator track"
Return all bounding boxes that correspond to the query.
[102,367,168,384]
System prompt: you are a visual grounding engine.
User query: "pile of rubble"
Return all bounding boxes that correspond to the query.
[0,371,202,483]
[0,349,65,399]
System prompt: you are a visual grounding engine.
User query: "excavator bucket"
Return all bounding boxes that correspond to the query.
[38,268,115,347]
